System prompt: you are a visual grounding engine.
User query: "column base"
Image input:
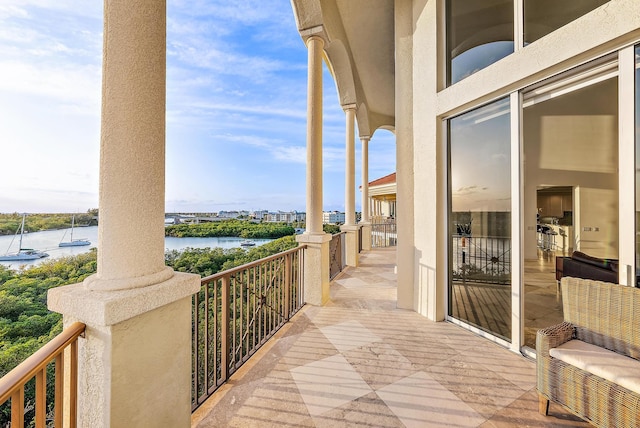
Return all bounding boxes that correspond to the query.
[340,225,360,267]
[48,272,201,428]
[359,222,372,251]
[296,233,332,306]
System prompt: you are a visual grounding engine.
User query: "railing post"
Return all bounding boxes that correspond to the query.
[203,283,209,394]
[69,339,78,428]
[35,369,45,427]
[221,276,231,382]
[193,292,199,403]
[54,353,63,427]
[11,388,24,427]
[284,253,291,321]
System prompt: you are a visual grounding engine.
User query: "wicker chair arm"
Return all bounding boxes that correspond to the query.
[536,321,574,357]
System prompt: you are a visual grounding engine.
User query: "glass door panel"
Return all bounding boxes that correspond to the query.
[635,45,640,270]
[448,98,512,341]
[523,72,619,349]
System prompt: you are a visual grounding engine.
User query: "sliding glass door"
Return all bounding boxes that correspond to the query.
[448,98,512,341]
[521,63,619,349]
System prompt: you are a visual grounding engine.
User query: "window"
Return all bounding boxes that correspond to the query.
[524,0,610,44]
[447,0,514,85]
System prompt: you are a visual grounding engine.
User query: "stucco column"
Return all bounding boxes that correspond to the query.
[341,104,359,266]
[304,35,325,235]
[360,137,372,250]
[48,1,200,426]
[343,105,356,226]
[296,33,331,305]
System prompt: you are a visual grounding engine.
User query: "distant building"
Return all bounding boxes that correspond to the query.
[217,210,240,219]
[323,211,345,224]
[250,210,269,221]
[367,172,396,220]
[265,210,306,223]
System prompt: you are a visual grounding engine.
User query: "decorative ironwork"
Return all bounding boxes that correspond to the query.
[192,246,306,411]
[371,220,397,247]
[451,235,511,285]
[329,232,345,279]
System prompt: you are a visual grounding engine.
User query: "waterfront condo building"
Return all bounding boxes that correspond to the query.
[290,0,640,353]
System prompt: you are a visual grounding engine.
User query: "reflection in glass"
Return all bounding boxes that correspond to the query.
[524,0,609,44]
[523,75,618,349]
[447,0,514,85]
[448,98,511,341]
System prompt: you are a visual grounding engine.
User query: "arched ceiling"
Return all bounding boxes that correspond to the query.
[290,0,395,137]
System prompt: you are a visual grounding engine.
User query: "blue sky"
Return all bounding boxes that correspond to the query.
[0,0,396,214]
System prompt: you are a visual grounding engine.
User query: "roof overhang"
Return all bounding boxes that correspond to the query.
[290,0,395,137]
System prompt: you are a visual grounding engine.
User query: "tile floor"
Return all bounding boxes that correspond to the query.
[192,248,588,427]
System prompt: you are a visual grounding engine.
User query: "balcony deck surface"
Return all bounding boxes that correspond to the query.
[192,248,587,427]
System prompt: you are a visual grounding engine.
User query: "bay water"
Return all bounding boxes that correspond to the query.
[0,226,273,269]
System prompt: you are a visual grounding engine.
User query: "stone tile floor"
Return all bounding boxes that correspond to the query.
[192,248,589,427]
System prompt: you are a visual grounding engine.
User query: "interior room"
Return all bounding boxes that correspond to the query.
[522,68,618,349]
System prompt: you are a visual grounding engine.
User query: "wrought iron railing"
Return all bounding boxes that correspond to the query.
[371,220,397,247]
[329,232,345,279]
[192,246,305,411]
[451,235,511,284]
[0,322,85,427]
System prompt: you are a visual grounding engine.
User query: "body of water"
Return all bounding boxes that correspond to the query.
[0,226,273,269]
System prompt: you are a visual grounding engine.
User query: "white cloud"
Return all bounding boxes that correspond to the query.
[0,0,377,213]
[0,60,101,109]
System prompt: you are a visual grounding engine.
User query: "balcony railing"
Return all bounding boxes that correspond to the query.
[192,245,306,411]
[329,232,346,279]
[371,220,397,247]
[451,235,511,284]
[0,322,85,428]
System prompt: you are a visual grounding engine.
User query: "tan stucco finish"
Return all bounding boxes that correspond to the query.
[49,272,200,427]
[296,233,332,305]
[96,0,168,288]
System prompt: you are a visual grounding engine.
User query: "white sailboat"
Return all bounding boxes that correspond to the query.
[59,215,91,247]
[0,214,49,261]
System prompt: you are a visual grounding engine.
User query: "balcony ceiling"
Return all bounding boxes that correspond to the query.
[290,0,395,137]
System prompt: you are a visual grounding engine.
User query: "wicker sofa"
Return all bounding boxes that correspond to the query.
[537,277,640,427]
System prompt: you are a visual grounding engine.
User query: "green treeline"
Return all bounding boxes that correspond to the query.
[0,212,97,235]
[0,250,97,377]
[0,235,298,377]
[165,235,298,277]
[165,220,295,239]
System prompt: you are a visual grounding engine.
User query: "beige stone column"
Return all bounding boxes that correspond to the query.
[341,104,359,266]
[304,35,325,235]
[296,33,331,305]
[359,137,372,251]
[48,1,200,426]
[343,105,356,226]
[395,0,417,312]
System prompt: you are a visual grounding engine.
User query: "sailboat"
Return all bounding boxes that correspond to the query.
[0,214,49,261]
[59,215,91,247]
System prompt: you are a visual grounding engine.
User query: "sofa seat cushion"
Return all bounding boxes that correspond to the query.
[550,339,640,394]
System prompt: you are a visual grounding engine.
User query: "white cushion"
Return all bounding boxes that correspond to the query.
[550,340,640,395]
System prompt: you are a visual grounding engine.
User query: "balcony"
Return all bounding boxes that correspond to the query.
[190,247,587,427]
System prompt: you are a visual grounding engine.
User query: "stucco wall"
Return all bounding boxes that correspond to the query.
[407,0,640,321]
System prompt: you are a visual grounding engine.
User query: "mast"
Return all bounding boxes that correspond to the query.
[18,214,25,251]
[70,215,75,241]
